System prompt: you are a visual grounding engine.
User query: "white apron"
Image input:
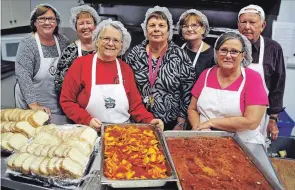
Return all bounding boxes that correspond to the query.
[85,53,130,123]
[197,66,265,145]
[75,40,82,57]
[15,33,62,114]
[247,36,269,138]
[181,41,204,67]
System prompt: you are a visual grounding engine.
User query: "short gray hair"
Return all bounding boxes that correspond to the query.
[92,19,131,56]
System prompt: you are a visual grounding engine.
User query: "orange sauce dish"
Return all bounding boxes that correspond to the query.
[166,137,273,190]
[103,125,168,180]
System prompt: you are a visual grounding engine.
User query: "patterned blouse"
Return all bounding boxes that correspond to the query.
[126,40,196,127]
[54,42,94,96]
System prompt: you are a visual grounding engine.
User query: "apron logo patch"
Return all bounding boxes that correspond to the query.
[49,66,57,76]
[104,97,116,109]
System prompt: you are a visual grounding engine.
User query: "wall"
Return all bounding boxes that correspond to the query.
[277,0,295,120]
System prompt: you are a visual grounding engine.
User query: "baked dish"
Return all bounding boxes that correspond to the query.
[103,125,168,180]
[166,137,272,190]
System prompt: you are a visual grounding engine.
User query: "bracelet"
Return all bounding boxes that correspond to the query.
[176,122,185,128]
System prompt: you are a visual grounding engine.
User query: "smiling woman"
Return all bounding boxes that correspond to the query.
[14,3,70,115]
[187,31,269,145]
[126,6,196,131]
[59,19,164,131]
[54,5,101,97]
[177,9,215,81]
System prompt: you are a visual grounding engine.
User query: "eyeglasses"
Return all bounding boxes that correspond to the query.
[37,17,57,23]
[217,48,243,57]
[181,23,201,31]
[100,36,122,45]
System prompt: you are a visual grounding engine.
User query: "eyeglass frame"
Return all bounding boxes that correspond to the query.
[36,16,57,24]
[99,36,122,45]
[181,23,201,31]
[217,48,244,57]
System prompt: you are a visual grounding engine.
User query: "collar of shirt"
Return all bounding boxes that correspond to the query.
[252,37,261,52]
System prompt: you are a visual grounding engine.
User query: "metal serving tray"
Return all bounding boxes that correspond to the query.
[100,123,178,188]
[163,131,285,190]
[5,125,101,189]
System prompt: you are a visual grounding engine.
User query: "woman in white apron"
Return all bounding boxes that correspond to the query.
[177,9,215,81]
[187,31,269,145]
[54,5,101,96]
[15,4,70,115]
[59,19,164,131]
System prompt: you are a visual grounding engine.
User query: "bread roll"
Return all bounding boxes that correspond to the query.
[61,158,83,179]
[15,121,36,138]
[19,110,30,121]
[35,124,56,134]
[8,109,19,121]
[48,157,59,175]
[33,132,61,145]
[13,153,31,169]
[34,144,46,156]
[1,121,7,132]
[8,133,28,150]
[30,156,45,175]
[64,138,92,156]
[24,110,35,121]
[62,131,72,141]
[2,109,13,121]
[54,145,69,157]
[66,148,88,167]
[3,122,15,133]
[27,144,40,154]
[1,132,14,151]
[28,111,49,127]
[39,157,50,176]
[48,145,58,158]
[40,145,52,157]
[53,158,63,175]
[21,155,37,174]
[7,153,20,169]
[19,145,29,153]
[79,127,97,146]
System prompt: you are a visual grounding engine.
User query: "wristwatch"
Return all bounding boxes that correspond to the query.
[177,122,185,129]
[269,116,278,122]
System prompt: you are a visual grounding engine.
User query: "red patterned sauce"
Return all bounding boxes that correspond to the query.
[166,137,273,190]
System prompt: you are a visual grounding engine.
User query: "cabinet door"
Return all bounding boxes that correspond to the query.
[1,0,13,29]
[10,0,31,28]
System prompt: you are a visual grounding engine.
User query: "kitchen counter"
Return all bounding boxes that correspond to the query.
[0,115,284,190]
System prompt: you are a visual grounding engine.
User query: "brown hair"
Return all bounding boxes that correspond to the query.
[75,11,96,29]
[146,11,170,31]
[30,6,60,35]
[179,13,204,36]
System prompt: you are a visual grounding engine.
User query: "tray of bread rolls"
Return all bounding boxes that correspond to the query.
[1,108,50,154]
[5,123,100,189]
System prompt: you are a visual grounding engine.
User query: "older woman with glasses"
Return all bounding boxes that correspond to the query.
[177,9,215,80]
[55,5,101,97]
[15,4,70,115]
[60,19,164,131]
[126,6,196,131]
[187,31,268,145]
